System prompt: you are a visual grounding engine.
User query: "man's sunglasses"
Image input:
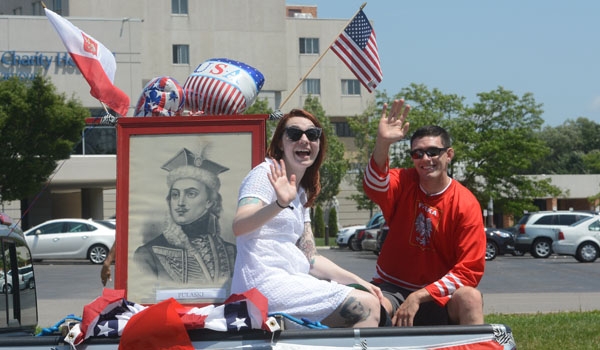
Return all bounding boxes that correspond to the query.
[285,127,322,142]
[409,147,449,160]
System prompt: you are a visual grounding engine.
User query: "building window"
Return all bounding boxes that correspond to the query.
[32,2,42,15]
[288,9,301,17]
[332,122,356,138]
[342,79,361,95]
[52,0,62,14]
[172,0,188,14]
[73,126,117,155]
[172,45,189,64]
[299,38,319,54]
[302,79,321,95]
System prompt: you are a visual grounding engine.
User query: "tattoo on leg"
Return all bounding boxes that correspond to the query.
[340,296,370,326]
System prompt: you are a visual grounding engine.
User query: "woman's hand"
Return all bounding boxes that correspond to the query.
[267,158,296,206]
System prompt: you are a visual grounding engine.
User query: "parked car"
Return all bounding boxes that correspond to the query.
[0,265,35,293]
[485,227,516,261]
[552,215,600,263]
[345,213,384,251]
[511,210,595,258]
[360,225,380,253]
[335,225,365,250]
[374,223,389,255]
[0,213,38,332]
[18,264,35,289]
[374,225,516,260]
[360,214,386,253]
[24,218,115,264]
[0,271,12,293]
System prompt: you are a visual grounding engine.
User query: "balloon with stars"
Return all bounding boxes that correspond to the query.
[133,76,185,117]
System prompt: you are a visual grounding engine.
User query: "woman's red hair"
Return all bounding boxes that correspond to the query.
[266,109,326,208]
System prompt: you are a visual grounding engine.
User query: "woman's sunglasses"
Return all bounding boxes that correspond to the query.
[285,127,322,142]
[409,147,448,160]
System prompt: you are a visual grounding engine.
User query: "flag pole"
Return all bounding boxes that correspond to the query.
[277,2,367,111]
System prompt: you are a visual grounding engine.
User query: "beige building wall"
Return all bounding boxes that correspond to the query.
[0,0,377,229]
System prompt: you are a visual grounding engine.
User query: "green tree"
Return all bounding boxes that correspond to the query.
[395,83,466,172]
[0,75,88,202]
[244,97,273,116]
[582,150,600,174]
[532,117,600,174]
[302,96,348,208]
[452,87,562,215]
[313,204,325,238]
[354,84,563,217]
[328,206,338,238]
[346,96,382,216]
[245,98,275,148]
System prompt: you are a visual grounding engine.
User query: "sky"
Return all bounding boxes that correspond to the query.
[286,0,600,127]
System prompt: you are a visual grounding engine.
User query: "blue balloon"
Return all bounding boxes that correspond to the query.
[134,76,185,117]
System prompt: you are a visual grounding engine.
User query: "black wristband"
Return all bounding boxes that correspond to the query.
[275,199,293,210]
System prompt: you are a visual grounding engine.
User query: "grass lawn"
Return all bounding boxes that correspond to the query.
[486,311,600,349]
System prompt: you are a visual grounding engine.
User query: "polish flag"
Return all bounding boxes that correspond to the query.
[44,8,130,116]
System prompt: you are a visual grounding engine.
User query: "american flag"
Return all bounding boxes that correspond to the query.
[331,9,382,93]
[64,288,278,348]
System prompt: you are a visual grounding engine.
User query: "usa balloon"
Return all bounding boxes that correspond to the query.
[133,76,185,117]
[183,58,265,115]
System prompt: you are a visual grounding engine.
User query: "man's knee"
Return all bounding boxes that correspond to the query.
[455,286,482,302]
[447,287,484,325]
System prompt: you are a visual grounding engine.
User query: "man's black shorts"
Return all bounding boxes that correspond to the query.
[373,281,450,326]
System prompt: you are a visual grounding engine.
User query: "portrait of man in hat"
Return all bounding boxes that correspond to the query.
[133,147,236,286]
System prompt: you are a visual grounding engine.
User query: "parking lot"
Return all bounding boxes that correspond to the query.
[32,249,600,327]
[319,247,600,316]
[319,247,600,294]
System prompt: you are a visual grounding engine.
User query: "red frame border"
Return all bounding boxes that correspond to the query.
[113,115,267,303]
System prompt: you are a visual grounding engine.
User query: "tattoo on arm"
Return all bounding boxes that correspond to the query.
[297,223,317,266]
[339,296,370,326]
[238,197,262,207]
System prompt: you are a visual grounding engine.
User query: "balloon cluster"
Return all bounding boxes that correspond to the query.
[133,58,265,117]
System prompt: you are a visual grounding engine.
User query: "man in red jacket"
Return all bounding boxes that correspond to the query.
[363,99,486,327]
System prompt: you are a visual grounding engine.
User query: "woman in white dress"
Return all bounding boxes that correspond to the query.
[231,109,385,328]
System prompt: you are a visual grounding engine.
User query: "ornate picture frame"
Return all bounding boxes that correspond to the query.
[114,115,267,305]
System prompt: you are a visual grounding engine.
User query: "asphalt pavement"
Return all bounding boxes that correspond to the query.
[33,249,600,328]
[36,291,600,328]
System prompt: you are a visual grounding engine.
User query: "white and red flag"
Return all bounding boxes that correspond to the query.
[331,9,382,93]
[44,8,130,115]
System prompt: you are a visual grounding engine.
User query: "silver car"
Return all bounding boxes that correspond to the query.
[553,216,600,263]
[24,218,115,264]
[336,225,365,249]
[512,210,595,258]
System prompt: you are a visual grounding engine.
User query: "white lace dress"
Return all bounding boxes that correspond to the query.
[231,159,352,323]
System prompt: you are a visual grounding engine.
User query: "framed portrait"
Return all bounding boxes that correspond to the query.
[114,115,267,305]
